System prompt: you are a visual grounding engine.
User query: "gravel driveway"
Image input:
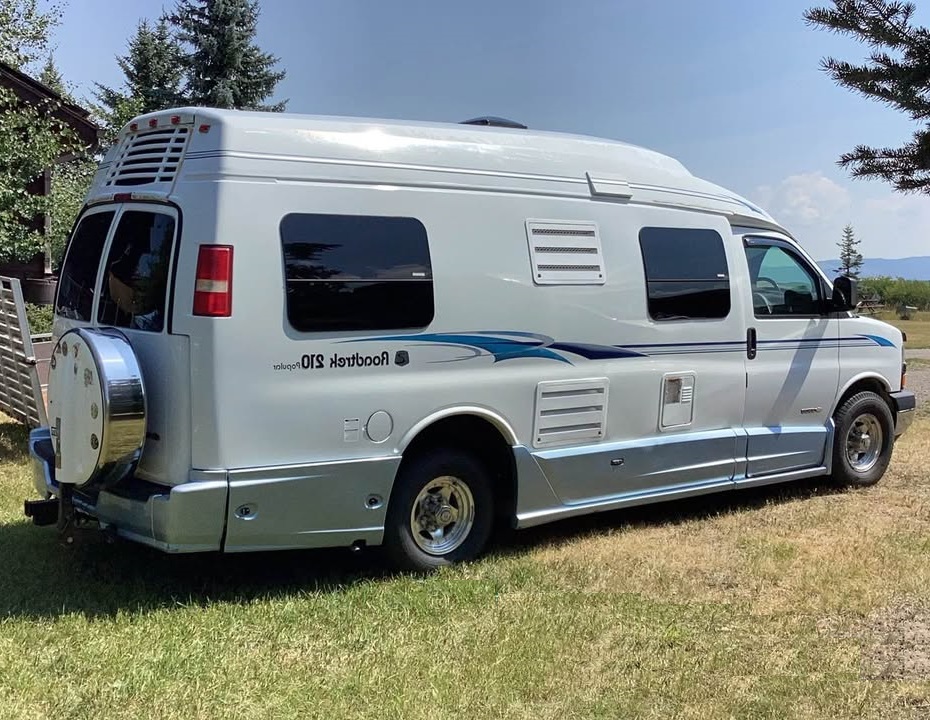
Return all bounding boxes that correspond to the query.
[905,363,930,417]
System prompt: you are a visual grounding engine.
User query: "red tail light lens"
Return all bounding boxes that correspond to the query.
[193,245,234,317]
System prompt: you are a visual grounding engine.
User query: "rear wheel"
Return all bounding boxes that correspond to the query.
[383,449,494,571]
[831,391,895,487]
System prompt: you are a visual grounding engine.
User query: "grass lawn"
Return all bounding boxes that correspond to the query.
[3,415,930,719]
[872,310,930,349]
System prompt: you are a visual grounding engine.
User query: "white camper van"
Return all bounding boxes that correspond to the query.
[25,108,916,570]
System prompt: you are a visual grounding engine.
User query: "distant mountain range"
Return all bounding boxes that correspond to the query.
[816,257,930,281]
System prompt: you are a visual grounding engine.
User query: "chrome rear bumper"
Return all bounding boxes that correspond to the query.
[27,426,227,553]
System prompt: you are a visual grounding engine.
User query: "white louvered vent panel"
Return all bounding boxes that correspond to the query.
[105,126,191,187]
[680,385,694,404]
[533,378,609,448]
[526,220,606,285]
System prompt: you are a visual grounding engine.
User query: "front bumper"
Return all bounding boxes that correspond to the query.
[27,427,227,553]
[891,390,917,438]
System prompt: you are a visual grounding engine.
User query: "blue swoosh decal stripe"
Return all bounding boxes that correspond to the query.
[549,343,645,360]
[336,331,895,365]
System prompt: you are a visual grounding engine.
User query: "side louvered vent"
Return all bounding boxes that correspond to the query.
[533,378,609,448]
[105,126,191,187]
[526,220,606,285]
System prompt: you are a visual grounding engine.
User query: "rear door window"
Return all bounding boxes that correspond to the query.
[56,211,116,321]
[96,210,176,332]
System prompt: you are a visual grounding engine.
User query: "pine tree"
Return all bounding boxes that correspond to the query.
[805,1,930,193]
[93,19,184,143]
[836,224,864,278]
[169,0,286,111]
[38,55,68,99]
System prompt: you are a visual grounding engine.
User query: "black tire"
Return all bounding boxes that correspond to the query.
[383,449,494,572]
[830,391,895,488]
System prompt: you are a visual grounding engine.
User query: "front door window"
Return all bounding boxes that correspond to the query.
[745,244,821,317]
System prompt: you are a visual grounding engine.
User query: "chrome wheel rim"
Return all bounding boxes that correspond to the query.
[846,413,884,472]
[410,476,475,555]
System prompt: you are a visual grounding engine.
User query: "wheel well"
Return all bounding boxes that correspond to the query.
[399,415,517,523]
[835,378,892,417]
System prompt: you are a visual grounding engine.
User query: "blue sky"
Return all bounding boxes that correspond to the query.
[48,0,930,260]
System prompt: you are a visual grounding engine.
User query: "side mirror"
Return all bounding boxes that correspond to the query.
[831,275,858,312]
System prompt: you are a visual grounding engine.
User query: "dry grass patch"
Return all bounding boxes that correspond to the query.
[2,416,930,718]
[864,599,930,681]
[876,311,930,348]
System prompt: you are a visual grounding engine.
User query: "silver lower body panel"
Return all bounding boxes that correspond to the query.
[28,426,398,553]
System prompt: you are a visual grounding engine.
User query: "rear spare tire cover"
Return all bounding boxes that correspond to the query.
[47,328,146,488]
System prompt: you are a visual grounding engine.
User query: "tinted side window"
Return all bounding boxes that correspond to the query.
[639,227,731,320]
[56,211,116,321]
[97,211,176,332]
[745,244,821,317]
[281,214,433,332]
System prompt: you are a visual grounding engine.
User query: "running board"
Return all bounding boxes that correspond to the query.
[734,466,828,489]
[516,466,830,529]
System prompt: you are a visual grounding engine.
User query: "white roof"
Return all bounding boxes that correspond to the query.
[113,107,779,228]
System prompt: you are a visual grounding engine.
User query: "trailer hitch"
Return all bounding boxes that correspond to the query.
[24,498,58,526]
[56,485,98,544]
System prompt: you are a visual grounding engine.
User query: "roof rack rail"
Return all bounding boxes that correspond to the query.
[460,116,527,129]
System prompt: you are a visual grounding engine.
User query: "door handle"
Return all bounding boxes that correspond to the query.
[747,327,757,360]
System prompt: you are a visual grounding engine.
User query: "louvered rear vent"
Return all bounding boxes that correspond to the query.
[533,378,609,448]
[526,220,606,285]
[105,126,191,187]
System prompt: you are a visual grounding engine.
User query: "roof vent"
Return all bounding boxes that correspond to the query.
[460,116,527,129]
[105,125,191,188]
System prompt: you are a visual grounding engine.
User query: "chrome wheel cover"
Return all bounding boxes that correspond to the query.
[846,412,884,472]
[409,475,476,555]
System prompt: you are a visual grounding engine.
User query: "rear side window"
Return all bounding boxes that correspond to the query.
[281,214,434,332]
[639,227,731,321]
[96,211,176,332]
[56,211,115,321]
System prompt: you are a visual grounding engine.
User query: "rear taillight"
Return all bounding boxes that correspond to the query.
[193,245,233,317]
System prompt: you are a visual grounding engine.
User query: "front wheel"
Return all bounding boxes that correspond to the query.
[830,391,895,487]
[383,449,494,572]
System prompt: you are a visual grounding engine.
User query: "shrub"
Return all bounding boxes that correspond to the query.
[24,302,53,335]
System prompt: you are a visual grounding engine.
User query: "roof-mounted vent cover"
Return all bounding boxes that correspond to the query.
[105,125,191,188]
[460,116,527,129]
[526,220,606,285]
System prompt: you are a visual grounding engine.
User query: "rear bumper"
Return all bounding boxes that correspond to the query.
[891,390,917,438]
[28,427,227,553]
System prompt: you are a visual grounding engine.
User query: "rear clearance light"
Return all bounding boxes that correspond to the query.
[193,245,234,317]
[148,118,158,128]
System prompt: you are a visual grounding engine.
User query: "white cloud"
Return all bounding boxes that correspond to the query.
[753,172,851,226]
[749,173,930,260]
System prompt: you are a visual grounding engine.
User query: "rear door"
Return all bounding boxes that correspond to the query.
[55,203,190,485]
[740,235,839,478]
